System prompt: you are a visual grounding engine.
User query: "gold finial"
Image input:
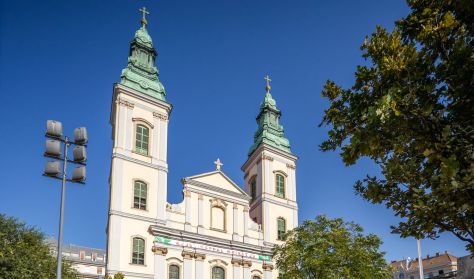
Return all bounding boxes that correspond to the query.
[264,74,272,93]
[139,7,150,27]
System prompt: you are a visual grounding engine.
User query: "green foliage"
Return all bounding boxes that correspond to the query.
[320,0,474,253]
[273,215,392,279]
[114,272,125,279]
[0,214,79,279]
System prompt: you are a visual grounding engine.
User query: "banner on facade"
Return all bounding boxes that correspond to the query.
[154,236,271,261]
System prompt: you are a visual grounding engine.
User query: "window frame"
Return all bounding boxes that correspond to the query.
[132,119,153,157]
[168,264,180,279]
[133,180,148,211]
[211,266,226,279]
[249,175,257,201]
[210,199,227,232]
[277,217,286,241]
[274,172,286,198]
[131,236,146,265]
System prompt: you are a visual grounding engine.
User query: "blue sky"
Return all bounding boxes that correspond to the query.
[0,0,468,261]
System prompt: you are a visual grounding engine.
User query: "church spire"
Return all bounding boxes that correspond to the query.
[248,75,291,156]
[120,7,166,101]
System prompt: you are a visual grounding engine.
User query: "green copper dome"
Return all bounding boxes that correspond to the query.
[248,88,292,156]
[120,14,166,101]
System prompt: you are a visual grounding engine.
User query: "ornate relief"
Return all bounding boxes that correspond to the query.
[262,262,274,271]
[181,250,194,260]
[286,163,296,170]
[194,253,206,261]
[242,260,252,268]
[117,98,135,108]
[231,259,243,266]
[262,155,274,161]
[184,190,191,198]
[151,246,168,256]
[153,111,168,120]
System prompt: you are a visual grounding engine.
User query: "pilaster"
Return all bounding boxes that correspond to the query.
[182,251,194,279]
[262,263,274,279]
[194,253,206,279]
[152,246,168,279]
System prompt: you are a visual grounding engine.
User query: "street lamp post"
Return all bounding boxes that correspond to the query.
[43,120,88,279]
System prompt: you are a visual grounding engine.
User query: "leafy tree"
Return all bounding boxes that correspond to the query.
[0,214,78,279]
[273,215,392,279]
[319,0,474,253]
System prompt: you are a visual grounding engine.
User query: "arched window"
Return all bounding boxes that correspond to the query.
[135,124,150,155]
[211,206,225,231]
[253,276,261,279]
[133,181,147,210]
[169,265,180,279]
[275,174,285,198]
[131,237,145,265]
[250,177,257,201]
[212,266,225,279]
[277,217,286,240]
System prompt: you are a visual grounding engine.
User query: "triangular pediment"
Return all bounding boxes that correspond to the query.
[185,171,249,198]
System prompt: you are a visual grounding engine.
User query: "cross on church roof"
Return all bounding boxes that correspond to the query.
[264,74,272,93]
[139,7,150,27]
[214,158,223,171]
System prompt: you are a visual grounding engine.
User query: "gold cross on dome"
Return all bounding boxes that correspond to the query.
[139,7,150,26]
[214,158,223,171]
[264,74,272,93]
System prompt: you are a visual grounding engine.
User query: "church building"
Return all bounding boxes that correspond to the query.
[106,8,298,279]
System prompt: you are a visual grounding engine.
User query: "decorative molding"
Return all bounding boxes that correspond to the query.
[184,190,192,198]
[132,117,154,128]
[153,111,168,120]
[194,253,206,261]
[208,259,228,266]
[109,210,157,223]
[262,155,274,161]
[181,250,194,260]
[262,263,274,271]
[198,194,203,200]
[286,163,296,170]
[117,98,135,108]
[112,152,168,172]
[151,246,168,256]
[242,260,252,268]
[231,259,243,266]
[184,179,251,201]
[233,203,238,209]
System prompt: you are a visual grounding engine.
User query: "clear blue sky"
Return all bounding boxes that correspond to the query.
[0,0,468,261]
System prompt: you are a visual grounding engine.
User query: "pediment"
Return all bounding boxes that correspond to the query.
[184,171,249,199]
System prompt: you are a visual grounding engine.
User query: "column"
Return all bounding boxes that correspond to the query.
[262,263,274,279]
[198,195,204,227]
[152,246,168,279]
[194,253,206,279]
[182,251,194,279]
[233,203,239,236]
[184,190,192,230]
[243,206,249,237]
[152,113,161,159]
[232,259,242,279]
[125,103,133,151]
[242,261,252,279]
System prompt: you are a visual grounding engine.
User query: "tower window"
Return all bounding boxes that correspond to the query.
[131,237,145,265]
[133,180,147,210]
[277,217,286,240]
[250,177,257,201]
[169,264,180,279]
[275,173,285,198]
[135,124,149,155]
[212,266,225,279]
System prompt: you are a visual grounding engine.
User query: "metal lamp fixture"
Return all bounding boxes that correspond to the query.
[43,120,88,279]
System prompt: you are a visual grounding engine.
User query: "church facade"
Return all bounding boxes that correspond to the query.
[106,9,298,279]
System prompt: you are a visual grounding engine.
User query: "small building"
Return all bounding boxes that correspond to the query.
[46,238,106,278]
[390,251,458,279]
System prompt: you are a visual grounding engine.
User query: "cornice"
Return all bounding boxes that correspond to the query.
[114,83,172,113]
[242,143,298,171]
[112,152,168,172]
[184,179,251,202]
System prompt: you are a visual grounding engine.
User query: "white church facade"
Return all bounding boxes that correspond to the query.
[106,9,298,279]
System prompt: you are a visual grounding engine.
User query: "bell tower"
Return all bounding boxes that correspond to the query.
[106,7,172,276]
[242,76,298,244]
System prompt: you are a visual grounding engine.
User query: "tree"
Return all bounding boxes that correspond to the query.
[273,215,392,279]
[319,0,474,253]
[0,214,79,279]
